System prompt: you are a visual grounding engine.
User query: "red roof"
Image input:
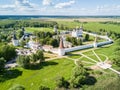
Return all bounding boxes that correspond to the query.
[59,38,64,49]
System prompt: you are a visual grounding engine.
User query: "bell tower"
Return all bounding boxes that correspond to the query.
[93,35,97,48]
[58,37,65,56]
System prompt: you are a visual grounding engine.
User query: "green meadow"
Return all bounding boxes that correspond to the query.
[0,59,75,90]
[0,43,119,90]
[0,18,120,90]
[56,20,120,33]
[25,27,53,33]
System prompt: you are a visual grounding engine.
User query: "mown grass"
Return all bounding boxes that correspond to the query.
[0,59,75,90]
[25,27,53,33]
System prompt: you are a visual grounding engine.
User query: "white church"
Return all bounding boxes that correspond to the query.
[71,26,83,37]
[12,32,19,46]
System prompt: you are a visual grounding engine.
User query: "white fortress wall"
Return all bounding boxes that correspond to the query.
[65,44,93,52]
[97,41,113,47]
[64,40,113,53]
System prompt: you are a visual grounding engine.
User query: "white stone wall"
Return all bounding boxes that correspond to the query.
[64,40,113,53]
[65,44,93,52]
[97,41,113,47]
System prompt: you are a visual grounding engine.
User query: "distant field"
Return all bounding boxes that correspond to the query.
[49,18,120,22]
[48,18,120,34]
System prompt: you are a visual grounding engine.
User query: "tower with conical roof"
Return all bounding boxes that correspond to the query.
[58,37,65,56]
[53,25,57,33]
[93,35,97,48]
[12,31,19,46]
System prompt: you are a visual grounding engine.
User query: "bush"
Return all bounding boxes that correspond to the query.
[116,39,120,45]
[85,34,89,41]
[114,46,120,52]
[17,55,30,69]
[112,55,120,67]
[55,76,69,88]
[39,85,50,90]
[9,84,25,90]
[0,57,6,72]
[0,45,16,61]
[70,66,88,88]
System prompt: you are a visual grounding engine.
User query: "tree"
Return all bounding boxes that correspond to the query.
[9,84,25,90]
[36,50,45,63]
[72,37,78,46]
[49,39,59,47]
[70,65,88,88]
[31,53,38,63]
[112,54,120,67]
[66,36,71,42]
[0,45,16,61]
[30,50,44,64]
[20,40,26,47]
[17,30,24,39]
[17,55,30,69]
[39,85,50,90]
[77,38,82,45]
[55,76,69,88]
[116,39,120,45]
[85,34,89,41]
[114,46,120,52]
[0,57,6,72]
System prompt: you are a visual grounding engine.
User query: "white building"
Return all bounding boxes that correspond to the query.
[12,33,19,46]
[27,41,39,49]
[53,25,57,33]
[27,36,41,51]
[72,26,83,37]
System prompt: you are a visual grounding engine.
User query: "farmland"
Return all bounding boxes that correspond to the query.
[0,17,120,90]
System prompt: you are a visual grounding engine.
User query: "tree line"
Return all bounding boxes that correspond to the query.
[17,50,44,69]
[33,31,59,47]
[0,20,58,29]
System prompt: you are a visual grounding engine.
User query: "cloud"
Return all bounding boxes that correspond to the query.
[0,5,15,11]
[96,5,120,14]
[15,0,35,11]
[42,0,52,5]
[54,0,75,9]
[0,0,34,11]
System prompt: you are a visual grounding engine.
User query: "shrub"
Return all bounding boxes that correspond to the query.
[9,84,25,90]
[55,76,69,88]
[39,85,50,90]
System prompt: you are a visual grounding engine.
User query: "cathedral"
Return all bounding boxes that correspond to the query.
[71,26,83,37]
[12,32,19,46]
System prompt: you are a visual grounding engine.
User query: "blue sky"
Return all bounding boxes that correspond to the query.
[0,0,120,15]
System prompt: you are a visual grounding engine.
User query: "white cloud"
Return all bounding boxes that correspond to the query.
[0,0,42,13]
[0,0,120,15]
[42,0,52,5]
[54,0,75,9]
[96,5,120,14]
[15,0,34,10]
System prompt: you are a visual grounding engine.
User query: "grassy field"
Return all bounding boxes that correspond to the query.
[25,27,54,33]
[0,59,75,90]
[67,43,120,90]
[1,18,120,90]
[0,42,119,90]
[49,18,120,22]
[68,43,116,67]
[50,18,120,33]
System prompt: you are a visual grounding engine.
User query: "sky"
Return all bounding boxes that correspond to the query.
[0,0,120,15]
